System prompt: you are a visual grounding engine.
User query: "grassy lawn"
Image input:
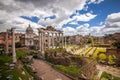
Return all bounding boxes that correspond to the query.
[100,72,120,80]
[92,48,106,58]
[66,45,80,51]
[80,47,92,56]
[0,54,31,80]
[108,55,116,64]
[99,54,106,60]
[16,49,27,59]
[53,65,80,77]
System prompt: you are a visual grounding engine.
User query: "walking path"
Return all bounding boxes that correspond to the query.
[31,59,73,80]
[96,64,120,78]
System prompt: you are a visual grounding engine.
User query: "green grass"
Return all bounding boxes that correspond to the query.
[54,65,80,77]
[92,48,106,58]
[99,54,106,60]
[66,45,79,52]
[108,55,116,64]
[16,49,27,59]
[100,72,120,80]
[80,47,92,56]
[86,47,96,57]
[0,54,31,80]
[100,71,111,79]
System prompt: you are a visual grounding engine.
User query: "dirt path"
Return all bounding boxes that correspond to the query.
[96,64,120,78]
[32,59,73,80]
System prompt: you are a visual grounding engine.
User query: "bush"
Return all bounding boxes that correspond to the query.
[112,41,120,49]
[15,42,22,48]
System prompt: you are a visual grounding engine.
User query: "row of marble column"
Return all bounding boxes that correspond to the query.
[38,29,66,52]
[6,28,17,63]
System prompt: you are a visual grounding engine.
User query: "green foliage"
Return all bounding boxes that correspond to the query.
[99,54,106,60]
[23,65,39,80]
[93,48,106,58]
[44,48,67,57]
[27,50,38,58]
[54,65,80,77]
[16,49,27,59]
[100,72,111,79]
[101,72,120,80]
[15,42,22,48]
[108,55,116,64]
[87,38,93,44]
[0,55,31,80]
[112,41,120,49]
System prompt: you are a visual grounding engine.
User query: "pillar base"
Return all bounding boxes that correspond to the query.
[38,50,45,59]
[12,61,17,64]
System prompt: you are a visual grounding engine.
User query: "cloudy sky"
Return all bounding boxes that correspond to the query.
[0,0,120,36]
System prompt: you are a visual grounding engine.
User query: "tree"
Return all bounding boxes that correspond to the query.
[112,41,120,49]
[15,42,21,48]
[87,38,94,45]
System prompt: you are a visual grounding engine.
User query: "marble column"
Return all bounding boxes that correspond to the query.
[11,28,17,63]
[61,33,64,48]
[42,32,45,51]
[38,32,41,51]
[6,29,9,54]
[41,32,43,51]
[55,33,58,48]
[44,33,46,50]
[58,33,61,48]
[52,33,54,48]
[65,36,66,48]
[48,32,50,49]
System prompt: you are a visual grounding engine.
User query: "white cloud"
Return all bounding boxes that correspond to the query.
[63,27,76,36]
[63,23,90,36]
[103,12,120,34]
[0,0,87,32]
[88,0,104,4]
[2,0,119,37]
[72,13,97,22]
[89,12,120,36]
[90,25,105,36]
[76,23,90,35]
[63,12,120,36]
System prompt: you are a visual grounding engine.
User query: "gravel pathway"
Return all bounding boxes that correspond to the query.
[32,59,73,80]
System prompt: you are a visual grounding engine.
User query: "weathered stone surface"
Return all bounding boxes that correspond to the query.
[45,48,83,66]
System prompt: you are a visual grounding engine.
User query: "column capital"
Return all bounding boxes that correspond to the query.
[37,28,44,33]
[11,27,16,32]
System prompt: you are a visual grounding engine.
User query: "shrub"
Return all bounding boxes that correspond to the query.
[15,42,22,48]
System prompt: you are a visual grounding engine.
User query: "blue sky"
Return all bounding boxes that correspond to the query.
[20,0,120,29]
[21,0,120,25]
[64,0,120,28]
[0,0,120,36]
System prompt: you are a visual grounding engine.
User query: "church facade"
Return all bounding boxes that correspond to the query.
[20,24,64,50]
[25,24,36,47]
